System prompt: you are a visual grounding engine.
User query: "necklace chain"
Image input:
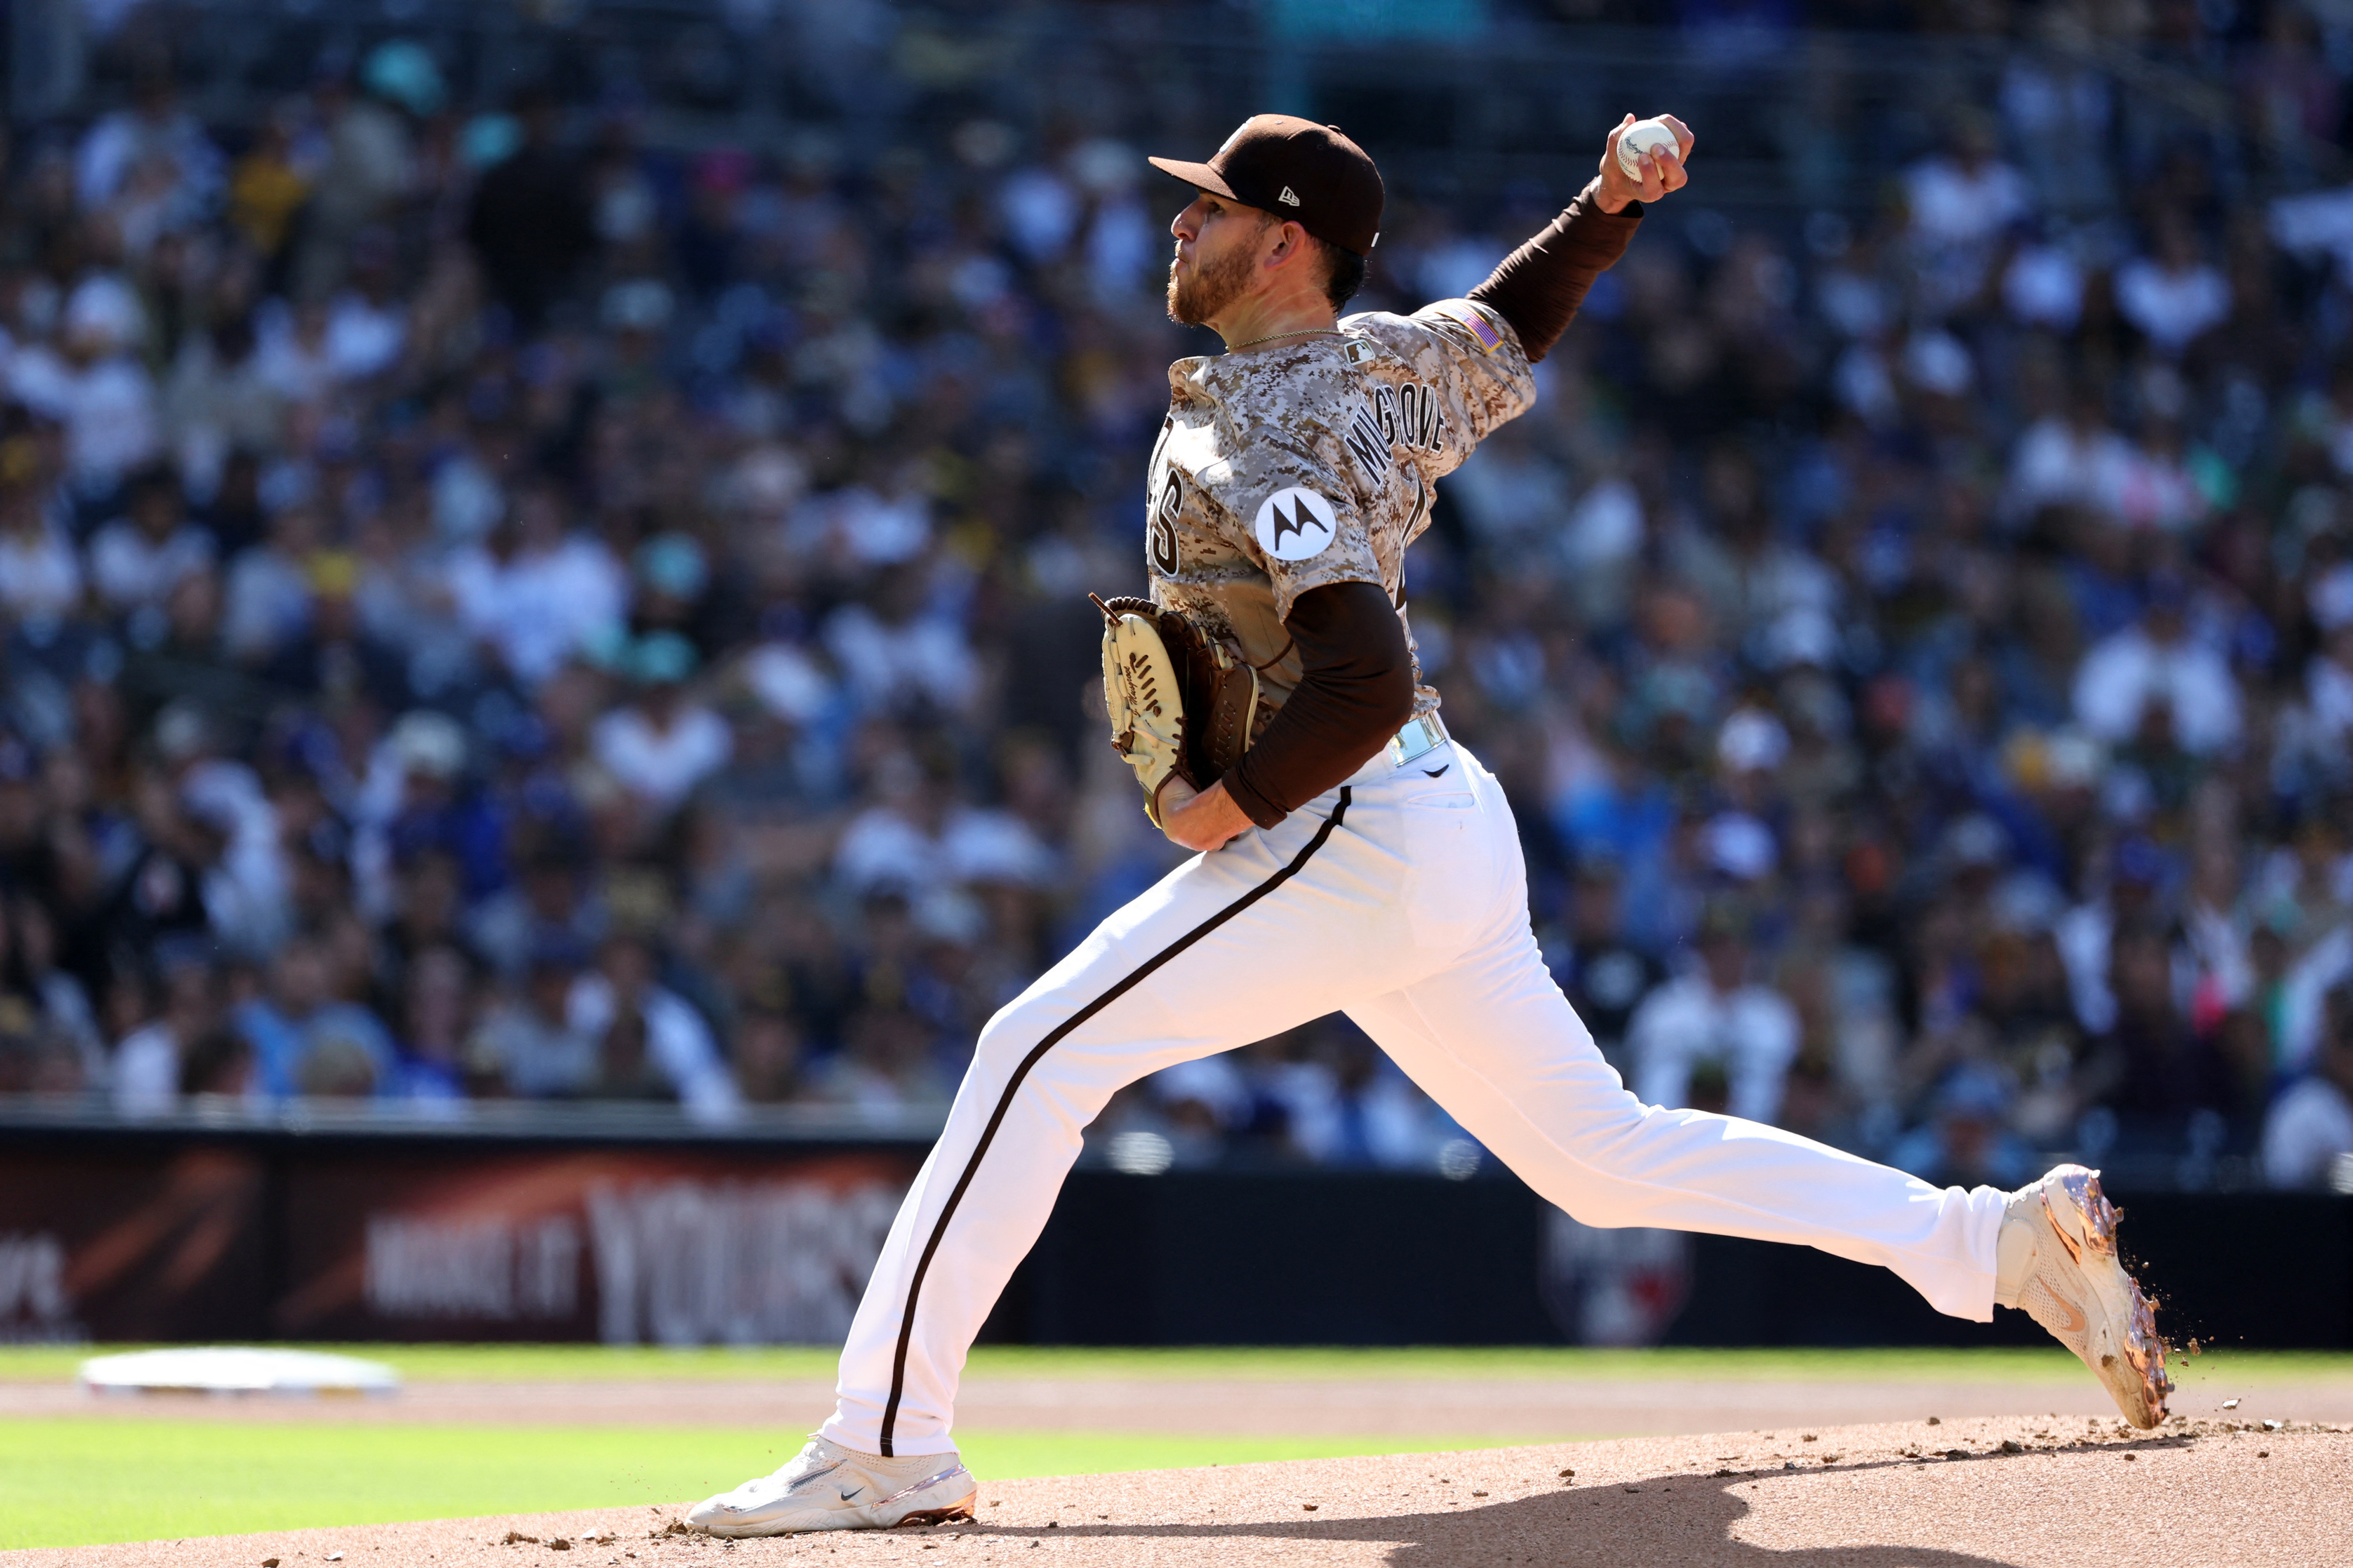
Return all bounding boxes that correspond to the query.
[1225,326,1341,352]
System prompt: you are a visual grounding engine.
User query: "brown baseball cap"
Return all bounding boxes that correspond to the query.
[1149,115,1385,257]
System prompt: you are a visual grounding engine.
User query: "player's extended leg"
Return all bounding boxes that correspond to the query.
[690,783,1435,1535]
[1345,745,2171,1427]
[1349,913,2005,1314]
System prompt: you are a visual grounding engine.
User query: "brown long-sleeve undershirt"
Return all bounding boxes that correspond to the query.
[1465,177,1642,363]
[1221,581,1416,829]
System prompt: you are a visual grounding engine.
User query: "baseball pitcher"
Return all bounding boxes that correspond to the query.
[687,112,2170,1537]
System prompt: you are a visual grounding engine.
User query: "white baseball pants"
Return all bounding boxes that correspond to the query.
[823,740,2006,1458]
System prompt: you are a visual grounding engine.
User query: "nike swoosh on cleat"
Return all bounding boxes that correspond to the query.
[2047,1295,2087,1337]
[1423,765,1449,777]
[838,1486,864,1502]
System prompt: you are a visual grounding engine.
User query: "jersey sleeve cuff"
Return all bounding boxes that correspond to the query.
[1271,568,1386,626]
[1219,761,1290,830]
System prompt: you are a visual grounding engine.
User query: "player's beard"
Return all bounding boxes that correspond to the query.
[1165,237,1255,327]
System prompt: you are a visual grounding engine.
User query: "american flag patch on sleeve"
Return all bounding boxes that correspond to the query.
[1435,301,1504,354]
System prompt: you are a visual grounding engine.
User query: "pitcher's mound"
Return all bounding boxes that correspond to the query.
[8,1416,2344,1567]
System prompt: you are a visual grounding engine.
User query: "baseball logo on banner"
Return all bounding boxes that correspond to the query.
[1253,486,1338,561]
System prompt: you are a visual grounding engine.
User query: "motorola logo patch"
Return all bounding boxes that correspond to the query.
[1252,486,1339,562]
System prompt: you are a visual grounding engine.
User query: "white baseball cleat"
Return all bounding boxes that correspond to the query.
[1996,1164,2172,1429]
[685,1435,977,1538]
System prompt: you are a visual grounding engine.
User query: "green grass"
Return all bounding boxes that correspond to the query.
[7,1341,2349,1384]
[0,1421,1532,1551]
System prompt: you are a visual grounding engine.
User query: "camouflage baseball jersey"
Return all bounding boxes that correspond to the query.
[1144,298,1535,718]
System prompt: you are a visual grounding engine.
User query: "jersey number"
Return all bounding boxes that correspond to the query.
[1149,470,1182,575]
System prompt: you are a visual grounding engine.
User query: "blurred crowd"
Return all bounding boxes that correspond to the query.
[6,2,2353,1193]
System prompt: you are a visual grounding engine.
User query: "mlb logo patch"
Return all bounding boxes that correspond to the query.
[1438,301,1503,355]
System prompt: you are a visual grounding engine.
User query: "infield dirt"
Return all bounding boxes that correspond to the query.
[6,1416,2345,1568]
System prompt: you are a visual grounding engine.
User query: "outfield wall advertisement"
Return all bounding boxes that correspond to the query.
[4,1133,2346,1346]
[0,1147,267,1343]
[0,1143,917,1345]
[285,1149,914,1343]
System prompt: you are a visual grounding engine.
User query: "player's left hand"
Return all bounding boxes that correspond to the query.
[1596,113,1693,214]
[1156,777,1254,852]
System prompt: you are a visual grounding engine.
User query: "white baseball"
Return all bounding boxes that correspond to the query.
[1615,118,1682,180]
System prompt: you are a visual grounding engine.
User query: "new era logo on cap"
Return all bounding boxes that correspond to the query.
[1279,186,1301,206]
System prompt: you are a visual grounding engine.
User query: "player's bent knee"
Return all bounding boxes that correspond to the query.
[969,1007,1036,1073]
[966,995,1098,1083]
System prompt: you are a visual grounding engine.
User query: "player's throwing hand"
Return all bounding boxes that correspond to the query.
[1596,113,1693,213]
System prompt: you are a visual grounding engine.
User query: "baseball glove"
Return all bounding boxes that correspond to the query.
[1092,594,1264,828]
